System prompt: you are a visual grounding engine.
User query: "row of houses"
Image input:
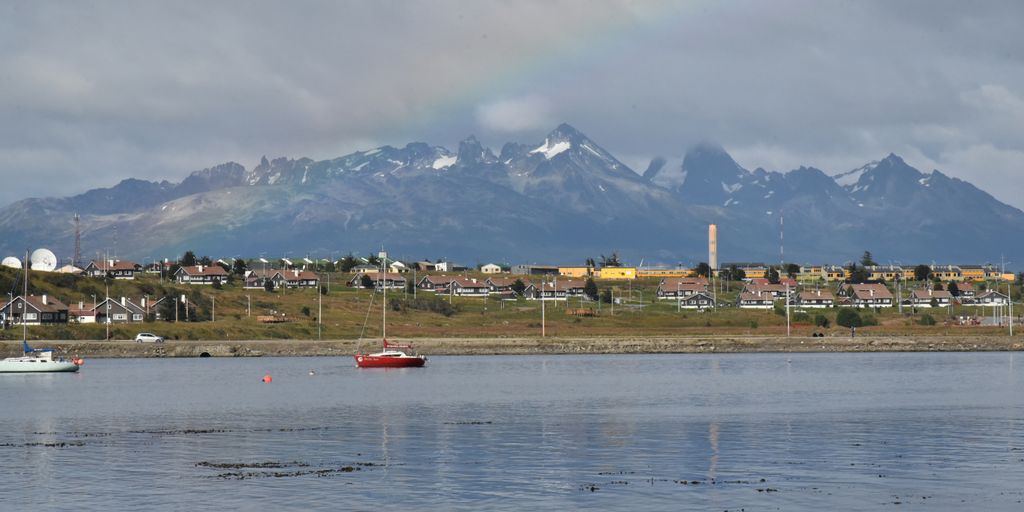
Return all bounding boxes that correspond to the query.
[0,295,176,326]
[346,272,593,301]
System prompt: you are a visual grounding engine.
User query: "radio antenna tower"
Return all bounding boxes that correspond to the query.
[73,213,81,267]
[779,210,784,268]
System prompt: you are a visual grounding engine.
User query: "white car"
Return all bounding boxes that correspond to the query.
[135,333,165,343]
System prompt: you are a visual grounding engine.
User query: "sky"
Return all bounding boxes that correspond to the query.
[1,0,1023,208]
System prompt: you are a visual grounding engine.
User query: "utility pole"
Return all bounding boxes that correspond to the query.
[318,279,322,341]
[785,283,791,337]
[541,278,546,337]
[1010,283,1014,337]
[212,295,216,322]
[247,295,251,317]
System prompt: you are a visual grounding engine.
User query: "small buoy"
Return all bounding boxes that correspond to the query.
[72,357,84,366]
[262,374,273,383]
[308,369,316,376]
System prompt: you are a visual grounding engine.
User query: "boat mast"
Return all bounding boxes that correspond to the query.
[23,250,28,343]
[381,249,386,341]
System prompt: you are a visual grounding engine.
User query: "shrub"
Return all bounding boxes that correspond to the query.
[792,311,811,323]
[836,308,863,328]
[814,314,830,328]
[918,314,937,326]
[301,306,311,317]
[749,320,758,329]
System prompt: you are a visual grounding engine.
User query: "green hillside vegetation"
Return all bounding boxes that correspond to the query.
[0,267,1017,341]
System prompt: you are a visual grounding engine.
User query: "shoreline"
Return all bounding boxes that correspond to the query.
[2,335,1022,358]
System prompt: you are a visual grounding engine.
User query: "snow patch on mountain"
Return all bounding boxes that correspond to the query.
[530,139,571,159]
[833,161,879,187]
[432,155,457,169]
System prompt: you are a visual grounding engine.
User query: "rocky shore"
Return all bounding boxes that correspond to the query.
[2,335,1022,358]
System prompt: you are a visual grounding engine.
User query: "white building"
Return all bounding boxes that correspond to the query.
[480,263,502,274]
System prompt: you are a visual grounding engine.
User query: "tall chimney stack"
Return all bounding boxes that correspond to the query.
[708,224,718,273]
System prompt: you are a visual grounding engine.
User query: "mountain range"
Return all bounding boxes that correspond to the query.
[1,123,1021,267]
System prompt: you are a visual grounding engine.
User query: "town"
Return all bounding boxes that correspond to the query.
[0,230,1019,340]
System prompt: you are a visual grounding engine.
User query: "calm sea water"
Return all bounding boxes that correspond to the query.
[2,352,1023,511]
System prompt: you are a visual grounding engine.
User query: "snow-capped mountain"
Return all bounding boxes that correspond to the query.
[1,124,1022,265]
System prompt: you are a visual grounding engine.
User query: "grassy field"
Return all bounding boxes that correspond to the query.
[0,268,1019,341]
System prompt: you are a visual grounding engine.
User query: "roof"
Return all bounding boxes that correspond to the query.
[88,259,138,271]
[845,283,894,300]
[284,269,319,281]
[912,289,953,300]
[486,277,529,287]
[658,281,708,293]
[353,271,405,281]
[450,277,488,288]
[2,295,69,313]
[177,265,228,276]
[798,290,835,301]
[660,277,708,287]
[739,291,774,302]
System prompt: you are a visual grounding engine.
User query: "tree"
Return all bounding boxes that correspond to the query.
[914,264,932,282]
[583,278,599,301]
[232,259,247,275]
[181,251,197,267]
[360,274,375,289]
[199,255,213,266]
[836,308,863,328]
[722,264,745,281]
[861,251,877,267]
[405,279,415,294]
[947,282,960,297]
[264,279,275,292]
[212,279,222,290]
[600,253,622,267]
[847,263,869,284]
[367,253,381,265]
[767,267,780,284]
[600,288,612,304]
[585,257,596,268]
[784,263,800,279]
[933,281,944,291]
[693,262,711,278]
[511,279,526,295]
[337,254,359,272]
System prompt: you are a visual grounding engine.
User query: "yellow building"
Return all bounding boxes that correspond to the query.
[1000,272,1017,282]
[931,265,963,281]
[867,265,903,281]
[558,266,593,278]
[824,266,846,281]
[637,268,691,279]
[959,266,985,281]
[596,267,637,280]
[740,266,767,280]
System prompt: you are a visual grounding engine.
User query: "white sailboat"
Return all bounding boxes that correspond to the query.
[0,251,82,373]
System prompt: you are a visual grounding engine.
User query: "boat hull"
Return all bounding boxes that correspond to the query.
[354,354,427,368]
[0,361,80,373]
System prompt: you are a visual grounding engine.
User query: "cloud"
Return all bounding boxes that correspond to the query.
[475,96,553,133]
[1,0,1024,210]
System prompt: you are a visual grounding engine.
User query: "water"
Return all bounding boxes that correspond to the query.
[2,352,1023,510]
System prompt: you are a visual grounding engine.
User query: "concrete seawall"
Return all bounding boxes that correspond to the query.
[3,335,1022,358]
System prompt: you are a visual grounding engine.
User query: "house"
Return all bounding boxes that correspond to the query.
[480,263,503,274]
[958,265,986,281]
[910,288,953,307]
[797,289,835,308]
[637,267,691,279]
[838,283,894,308]
[0,295,69,326]
[351,263,380,273]
[486,277,529,295]
[865,265,904,282]
[389,261,409,273]
[244,269,286,289]
[416,275,456,292]
[449,277,490,297]
[523,280,585,301]
[413,261,436,272]
[744,283,792,299]
[511,264,559,276]
[558,265,594,278]
[434,261,468,272]
[349,272,407,290]
[680,291,715,310]
[68,302,98,323]
[930,265,963,282]
[749,277,797,288]
[93,297,147,323]
[974,290,1010,306]
[596,267,637,280]
[283,269,319,288]
[656,278,708,300]
[55,264,84,274]
[953,281,976,300]
[174,265,229,285]
[824,265,847,281]
[738,291,774,309]
[84,259,139,279]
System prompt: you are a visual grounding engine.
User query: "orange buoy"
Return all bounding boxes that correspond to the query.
[72,357,84,366]
[262,374,273,383]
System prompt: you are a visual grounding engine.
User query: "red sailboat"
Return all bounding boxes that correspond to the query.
[354,250,427,369]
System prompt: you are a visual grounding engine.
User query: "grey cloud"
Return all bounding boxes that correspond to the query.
[2,0,1023,208]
